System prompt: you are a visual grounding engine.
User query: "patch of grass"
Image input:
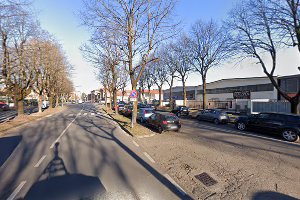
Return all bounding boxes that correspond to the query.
[102,108,155,137]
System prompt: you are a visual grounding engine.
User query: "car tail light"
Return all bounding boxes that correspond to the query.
[162,121,168,125]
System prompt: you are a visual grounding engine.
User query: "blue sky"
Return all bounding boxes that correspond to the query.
[33,0,299,93]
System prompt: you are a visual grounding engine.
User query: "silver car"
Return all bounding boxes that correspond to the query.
[137,108,154,123]
[197,109,230,124]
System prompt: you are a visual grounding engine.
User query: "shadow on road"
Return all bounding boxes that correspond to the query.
[252,191,298,200]
[0,135,22,168]
[23,142,106,200]
[76,107,193,200]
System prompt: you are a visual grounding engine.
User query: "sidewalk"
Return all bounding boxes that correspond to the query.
[0,107,66,136]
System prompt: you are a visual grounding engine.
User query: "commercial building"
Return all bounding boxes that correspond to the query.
[163,75,299,113]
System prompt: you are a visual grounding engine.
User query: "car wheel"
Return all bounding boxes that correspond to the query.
[140,117,144,123]
[175,129,180,133]
[177,112,181,117]
[213,118,220,125]
[282,129,299,142]
[236,122,246,131]
[158,126,163,134]
[196,115,201,121]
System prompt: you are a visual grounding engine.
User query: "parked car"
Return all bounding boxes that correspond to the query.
[137,108,154,123]
[146,112,181,133]
[117,103,126,112]
[197,109,230,124]
[0,102,10,111]
[172,106,189,117]
[235,112,300,142]
[188,108,203,118]
[123,105,133,117]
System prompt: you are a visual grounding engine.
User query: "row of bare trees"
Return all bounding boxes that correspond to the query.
[80,0,178,124]
[81,0,300,123]
[0,0,74,115]
[140,0,300,114]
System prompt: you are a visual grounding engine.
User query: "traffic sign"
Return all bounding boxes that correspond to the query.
[129,90,138,98]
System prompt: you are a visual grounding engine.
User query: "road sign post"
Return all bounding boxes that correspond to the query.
[129,90,138,128]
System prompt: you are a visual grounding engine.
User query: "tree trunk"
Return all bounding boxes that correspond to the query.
[113,88,118,114]
[148,86,151,104]
[132,84,137,124]
[202,77,207,109]
[182,79,187,106]
[48,96,53,109]
[55,95,59,107]
[169,76,174,110]
[105,91,108,108]
[291,100,299,114]
[158,86,162,106]
[61,95,64,107]
[17,100,24,115]
[38,94,43,113]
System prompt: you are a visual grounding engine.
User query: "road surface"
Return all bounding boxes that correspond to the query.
[0,103,191,200]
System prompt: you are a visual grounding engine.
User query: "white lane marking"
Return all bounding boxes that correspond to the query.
[91,113,95,116]
[164,174,186,195]
[7,181,26,200]
[132,140,139,147]
[34,155,47,168]
[78,113,81,116]
[50,110,82,149]
[143,152,155,163]
[83,113,87,116]
[46,114,52,118]
[68,114,74,117]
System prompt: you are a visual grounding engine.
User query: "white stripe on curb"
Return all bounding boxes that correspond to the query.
[143,152,155,163]
[7,181,26,200]
[34,155,47,168]
[164,174,186,195]
[132,140,139,147]
[45,114,52,118]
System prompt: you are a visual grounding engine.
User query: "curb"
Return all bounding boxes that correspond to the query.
[101,108,134,137]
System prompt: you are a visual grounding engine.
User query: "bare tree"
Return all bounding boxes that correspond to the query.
[189,20,232,109]
[227,0,300,113]
[160,44,178,109]
[173,35,193,106]
[80,0,178,124]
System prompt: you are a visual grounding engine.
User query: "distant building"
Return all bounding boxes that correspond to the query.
[163,76,300,111]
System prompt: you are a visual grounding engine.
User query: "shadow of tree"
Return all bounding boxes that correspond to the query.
[23,142,106,200]
[0,135,22,168]
[252,191,298,200]
[76,109,192,199]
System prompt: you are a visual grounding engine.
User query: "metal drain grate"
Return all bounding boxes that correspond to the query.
[195,172,218,187]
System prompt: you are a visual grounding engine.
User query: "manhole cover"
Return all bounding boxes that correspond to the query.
[195,172,218,187]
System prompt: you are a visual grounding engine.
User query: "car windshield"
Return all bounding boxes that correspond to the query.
[144,109,153,113]
[165,115,178,121]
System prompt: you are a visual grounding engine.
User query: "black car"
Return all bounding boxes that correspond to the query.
[171,106,189,117]
[235,112,300,142]
[146,112,181,133]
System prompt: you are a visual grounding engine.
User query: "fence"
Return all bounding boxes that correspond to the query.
[251,100,291,114]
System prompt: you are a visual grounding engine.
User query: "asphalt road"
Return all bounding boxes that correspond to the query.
[0,103,191,200]
[137,116,300,199]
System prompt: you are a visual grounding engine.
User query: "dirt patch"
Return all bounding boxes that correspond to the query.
[0,107,66,135]
[102,107,156,137]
